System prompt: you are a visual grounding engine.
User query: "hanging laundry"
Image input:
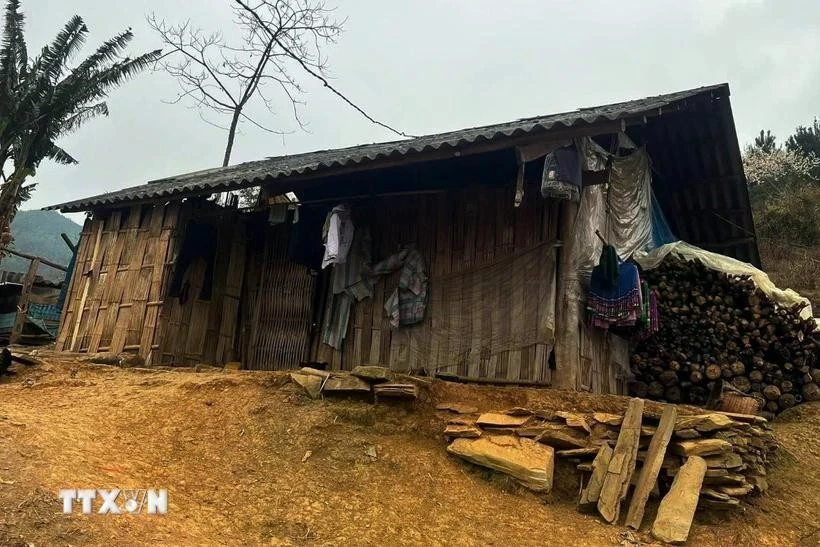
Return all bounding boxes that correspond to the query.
[372,247,428,328]
[332,226,373,301]
[321,292,354,350]
[541,144,582,202]
[586,261,642,330]
[598,244,620,288]
[321,204,354,269]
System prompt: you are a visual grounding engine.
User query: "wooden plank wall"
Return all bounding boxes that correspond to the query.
[56,203,179,362]
[313,181,560,384]
[156,209,246,365]
[578,324,629,395]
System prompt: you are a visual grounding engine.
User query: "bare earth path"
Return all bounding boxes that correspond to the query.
[0,356,818,546]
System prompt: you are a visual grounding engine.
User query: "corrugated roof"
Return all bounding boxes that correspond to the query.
[46,83,729,212]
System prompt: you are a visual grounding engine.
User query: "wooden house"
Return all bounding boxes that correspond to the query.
[45,84,759,393]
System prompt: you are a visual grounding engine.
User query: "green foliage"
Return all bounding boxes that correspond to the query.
[3,210,82,282]
[0,0,161,228]
[752,184,820,246]
[753,129,777,153]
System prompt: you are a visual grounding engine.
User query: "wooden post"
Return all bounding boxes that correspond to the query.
[553,200,580,389]
[10,258,40,345]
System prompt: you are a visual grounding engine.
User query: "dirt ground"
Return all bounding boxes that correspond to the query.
[0,354,818,547]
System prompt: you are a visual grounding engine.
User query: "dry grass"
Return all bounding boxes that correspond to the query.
[0,356,818,546]
[759,240,820,310]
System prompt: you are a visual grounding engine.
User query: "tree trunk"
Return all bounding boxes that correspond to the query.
[222,108,243,167]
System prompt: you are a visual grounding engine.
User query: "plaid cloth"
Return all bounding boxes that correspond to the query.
[374,248,428,328]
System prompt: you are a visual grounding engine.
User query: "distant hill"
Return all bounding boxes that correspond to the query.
[2,210,83,283]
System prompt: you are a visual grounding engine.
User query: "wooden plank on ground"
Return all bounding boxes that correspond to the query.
[579,443,614,510]
[597,397,644,524]
[651,455,707,544]
[625,404,678,530]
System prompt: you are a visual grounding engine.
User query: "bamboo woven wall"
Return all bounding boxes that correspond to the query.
[56,203,179,361]
[312,181,560,384]
[242,224,317,371]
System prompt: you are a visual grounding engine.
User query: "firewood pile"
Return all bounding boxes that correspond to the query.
[630,256,819,417]
[441,400,777,543]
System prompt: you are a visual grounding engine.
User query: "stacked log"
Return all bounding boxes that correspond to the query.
[630,256,819,416]
[440,404,777,513]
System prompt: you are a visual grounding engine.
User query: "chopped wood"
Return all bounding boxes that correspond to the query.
[674,413,736,433]
[476,412,530,428]
[714,411,768,424]
[298,367,331,378]
[651,455,707,544]
[555,411,592,433]
[579,444,614,510]
[671,439,733,457]
[626,404,677,530]
[444,424,482,439]
[532,424,589,449]
[447,436,554,492]
[436,402,479,414]
[598,398,644,524]
[556,447,601,458]
[592,412,623,426]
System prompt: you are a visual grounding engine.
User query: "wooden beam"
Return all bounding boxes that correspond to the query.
[10,258,40,345]
[61,232,77,252]
[1,247,67,272]
[598,397,644,523]
[625,404,678,530]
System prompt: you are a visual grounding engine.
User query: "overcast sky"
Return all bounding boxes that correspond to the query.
[19,0,820,219]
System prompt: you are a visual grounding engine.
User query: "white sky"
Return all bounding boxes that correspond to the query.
[19,0,820,219]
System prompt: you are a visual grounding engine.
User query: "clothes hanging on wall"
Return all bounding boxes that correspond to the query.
[321,292,354,350]
[322,204,354,269]
[541,144,583,202]
[372,248,428,328]
[332,226,373,301]
[168,222,217,301]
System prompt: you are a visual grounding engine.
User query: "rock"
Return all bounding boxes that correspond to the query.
[703,452,744,469]
[350,365,393,382]
[373,383,418,400]
[718,483,753,497]
[447,436,554,492]
[365,445,377,460]
[322,375,371,393]
[298,367,331,378]
[674,428,700,439]
[674,413,736,433]
[82,353,121,365]
[436,402,479,415]
[701,488,733,501]
[448,417,476,426]
[301,450,312,463]
[444,424,482,439]
[699,497,740,510]
[289,373,323,399]
[703,472,747,486]
[505,407,535,416]
[530,424,589,449]
[476,412,530,428]
[651,455,707,544]
[748,475,768,494]
[671,439,732,457]
[592,412,623,426]
[555,411,592,433]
